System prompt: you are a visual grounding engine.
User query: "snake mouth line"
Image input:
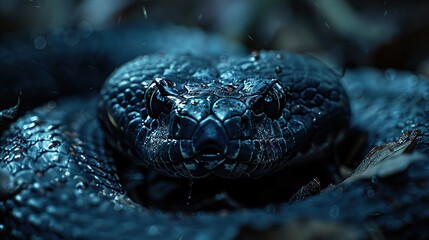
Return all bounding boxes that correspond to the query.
[195,153,226,162]
[150,137,287,166]
[194,143,226,160]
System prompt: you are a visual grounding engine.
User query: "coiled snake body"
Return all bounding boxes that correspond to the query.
[1,25,429,239]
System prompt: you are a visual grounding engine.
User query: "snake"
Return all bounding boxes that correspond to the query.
[1,24,429,239]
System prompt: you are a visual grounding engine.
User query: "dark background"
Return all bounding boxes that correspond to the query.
[1,0,429,76]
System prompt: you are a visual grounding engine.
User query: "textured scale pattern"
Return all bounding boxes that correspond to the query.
[2,26,429,239]
[342,68,429,154]
[98,51,350,178]
[0,98,139,238]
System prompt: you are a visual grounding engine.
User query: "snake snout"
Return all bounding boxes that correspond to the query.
[192,116,228,164]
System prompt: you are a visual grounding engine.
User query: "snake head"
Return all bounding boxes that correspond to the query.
[98,52,350,179]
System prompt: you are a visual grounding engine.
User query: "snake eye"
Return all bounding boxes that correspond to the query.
[144,82,167,118]
[251,97,264,115]
[263,83,286,119]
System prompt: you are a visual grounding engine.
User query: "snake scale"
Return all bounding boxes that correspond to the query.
[1,24,429,239]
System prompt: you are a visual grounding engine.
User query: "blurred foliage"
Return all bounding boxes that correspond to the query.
[1,0,429,74]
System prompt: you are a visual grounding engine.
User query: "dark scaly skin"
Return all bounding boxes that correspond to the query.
[342,68,429,155]
[1,25,429,239]
[98,52,349,178]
